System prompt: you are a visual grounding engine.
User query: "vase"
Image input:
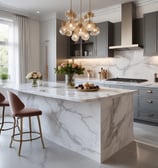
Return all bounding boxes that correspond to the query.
[32,79,37,87]
[65,74,74,87]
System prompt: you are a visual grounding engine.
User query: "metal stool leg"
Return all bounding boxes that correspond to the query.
[10,117,16,148]
[29,116,32,141]
[18,117,23,156]
[37,116,45,148]
[0,106,5,134]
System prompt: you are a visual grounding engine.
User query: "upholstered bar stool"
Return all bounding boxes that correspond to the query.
[0,92,13,134]
[7,91,45,156]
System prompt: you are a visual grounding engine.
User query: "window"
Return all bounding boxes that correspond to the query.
[0,19,14,82]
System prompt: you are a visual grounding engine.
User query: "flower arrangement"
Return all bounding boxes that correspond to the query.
[55,62,85,75]
[25,71,42,80]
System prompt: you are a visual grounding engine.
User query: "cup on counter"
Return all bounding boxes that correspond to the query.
[84,51,88,56]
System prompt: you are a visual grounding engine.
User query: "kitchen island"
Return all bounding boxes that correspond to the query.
[4,82,136,163]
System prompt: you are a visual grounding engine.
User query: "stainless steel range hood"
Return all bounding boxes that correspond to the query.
[109,2,141,50]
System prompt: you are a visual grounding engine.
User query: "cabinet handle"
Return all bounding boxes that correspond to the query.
[146,90,152,93]
[147,100,153,103]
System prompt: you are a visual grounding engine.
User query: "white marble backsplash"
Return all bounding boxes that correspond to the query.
[73,49,158,82]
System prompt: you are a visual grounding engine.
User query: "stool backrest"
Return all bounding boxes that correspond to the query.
[7,91,25,115]
[0,93,5,102]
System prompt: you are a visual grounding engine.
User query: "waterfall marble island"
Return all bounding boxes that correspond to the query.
[5,82,136,163]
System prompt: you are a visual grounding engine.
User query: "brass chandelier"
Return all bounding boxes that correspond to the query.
[59,0,100,42]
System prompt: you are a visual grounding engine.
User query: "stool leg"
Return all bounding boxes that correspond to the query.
[0,106,5,134]
[29,117,32,141]
[18,117,23,156]
[37,116,45,148]
[10,117,16,148]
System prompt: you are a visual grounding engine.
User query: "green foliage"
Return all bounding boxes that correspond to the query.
[0,73,9,80]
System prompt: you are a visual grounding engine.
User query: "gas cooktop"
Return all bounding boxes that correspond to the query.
[106,78,148,83]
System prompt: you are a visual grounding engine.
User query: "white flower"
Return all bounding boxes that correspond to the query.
[26,71,42,80]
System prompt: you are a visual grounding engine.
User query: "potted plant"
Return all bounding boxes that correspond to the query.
[0,73,9,83]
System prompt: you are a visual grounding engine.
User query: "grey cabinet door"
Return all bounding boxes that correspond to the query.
[144,12,158,56]
[138,87,158,123]
[113,22,121,46]
[96,22,113,57]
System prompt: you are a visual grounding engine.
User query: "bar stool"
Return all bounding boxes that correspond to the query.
[7,91,45,156]
[0,92,13,134]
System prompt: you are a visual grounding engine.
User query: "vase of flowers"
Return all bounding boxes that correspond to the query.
[55,62,85,87]
[26,71,42,87]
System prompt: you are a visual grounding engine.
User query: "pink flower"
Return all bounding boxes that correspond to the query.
[72,63,78,68]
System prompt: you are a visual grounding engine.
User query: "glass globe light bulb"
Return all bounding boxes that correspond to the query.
[90,25,100,36]
[85,20,95,31]
[65,30,72,37]
[66,20,76,31]
[59,21,67,35]
[81,32,90,41]
[71,32,79,42]
[59,26,67,35]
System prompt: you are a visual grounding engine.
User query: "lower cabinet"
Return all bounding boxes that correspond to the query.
[77,80,158,125]
[138,87,158,124]
[104,84,158,125]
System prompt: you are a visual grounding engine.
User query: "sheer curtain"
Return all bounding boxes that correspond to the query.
[16,15,30,84]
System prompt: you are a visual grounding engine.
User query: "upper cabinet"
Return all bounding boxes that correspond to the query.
[144,11,158,56]
[69,21,113,58]
[70,37,94,58]
[96,22,113,57]
[112,22,121,46]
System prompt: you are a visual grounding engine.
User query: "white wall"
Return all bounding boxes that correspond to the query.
[39,15,57,81]
[28,19,40,72]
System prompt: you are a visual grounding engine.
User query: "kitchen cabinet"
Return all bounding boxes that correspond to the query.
[138,87,158,124]
[133,18,144,47]
[112,22,121,46]
[96,21,113,57]
[69,21,113,58]
[144,11,158,56]
[70,37,94,58]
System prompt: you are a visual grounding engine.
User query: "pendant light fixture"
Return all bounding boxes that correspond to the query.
[59,0,100,42]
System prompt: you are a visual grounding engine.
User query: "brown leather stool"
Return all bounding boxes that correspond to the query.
[0,92,13,134]
[7,91,45,156]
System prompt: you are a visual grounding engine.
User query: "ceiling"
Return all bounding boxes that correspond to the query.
[0,0,138,18]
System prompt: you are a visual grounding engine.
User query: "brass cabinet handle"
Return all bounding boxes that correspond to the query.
[146,90,152,93]
[147,100,153,103]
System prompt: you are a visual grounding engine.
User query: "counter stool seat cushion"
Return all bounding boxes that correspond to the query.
[0,100,9,106]
[13,108,42,117]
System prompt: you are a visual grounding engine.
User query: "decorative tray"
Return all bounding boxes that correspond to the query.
[77,88,99,92]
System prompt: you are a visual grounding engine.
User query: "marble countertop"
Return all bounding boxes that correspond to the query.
[3,82,136,102]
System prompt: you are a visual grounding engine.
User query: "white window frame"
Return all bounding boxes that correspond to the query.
[0,18,15,83]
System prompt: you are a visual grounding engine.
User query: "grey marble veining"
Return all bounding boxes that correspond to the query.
[73,49,158,83]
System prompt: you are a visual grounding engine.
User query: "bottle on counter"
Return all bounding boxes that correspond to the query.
[154,73,158,82]
[101,67,107,80]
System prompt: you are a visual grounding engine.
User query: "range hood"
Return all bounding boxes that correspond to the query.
[109,2,141,50]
